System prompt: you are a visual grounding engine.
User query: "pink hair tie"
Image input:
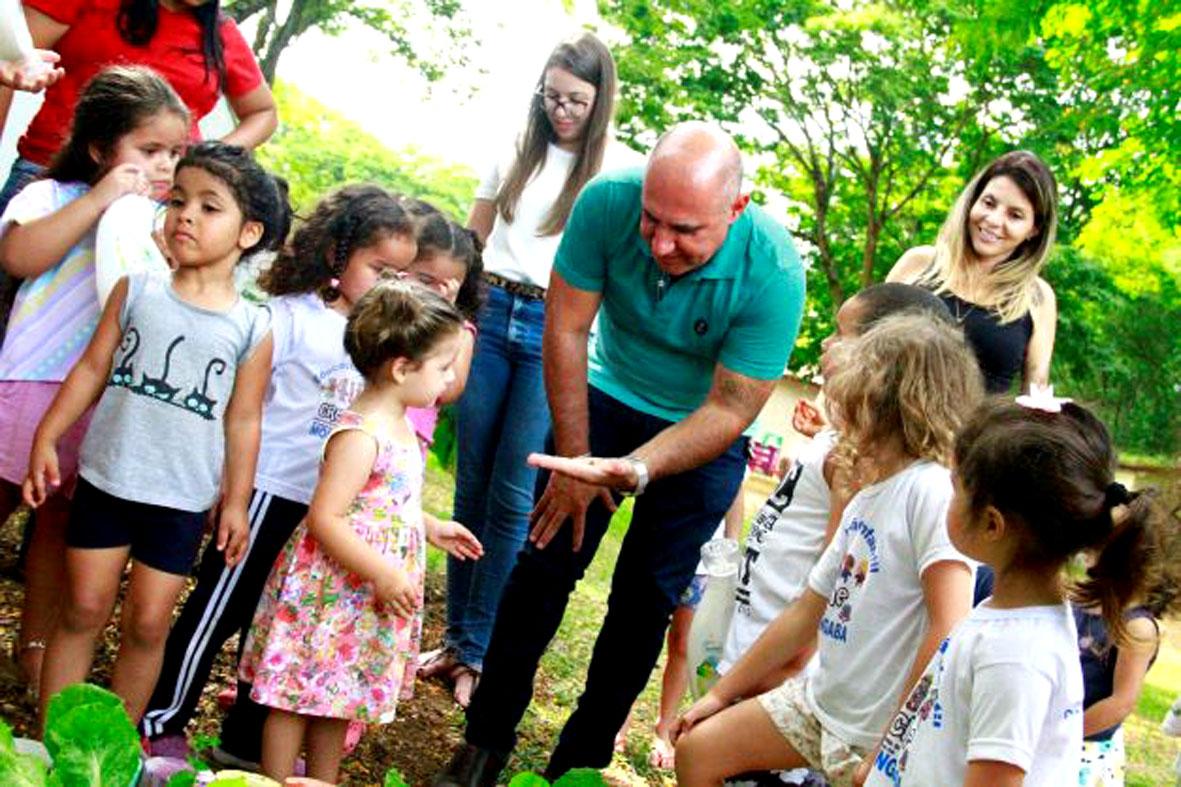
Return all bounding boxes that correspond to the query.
[1016,383,1072,414]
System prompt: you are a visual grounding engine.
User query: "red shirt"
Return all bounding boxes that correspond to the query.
[19,0,264,165]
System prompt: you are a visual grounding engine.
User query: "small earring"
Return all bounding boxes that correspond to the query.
[329,277,340,289]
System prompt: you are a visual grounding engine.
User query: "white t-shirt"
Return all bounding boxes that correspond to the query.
[805,460,971,749]
[720,430,836,672]
[475,138,644,287]
[253,294,364,504]
[866,603,1083,786]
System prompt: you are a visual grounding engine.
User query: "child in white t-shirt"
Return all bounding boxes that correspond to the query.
[861,395,1175,787]
[721,283,956,678]
[672,312,984,787]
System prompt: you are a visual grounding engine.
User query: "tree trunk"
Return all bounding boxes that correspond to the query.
[257,0,309,85]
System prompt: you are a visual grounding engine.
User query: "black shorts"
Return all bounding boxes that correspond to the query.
[66,477,207,576]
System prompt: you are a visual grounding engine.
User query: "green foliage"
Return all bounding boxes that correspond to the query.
[507,774,551,787]
[38,684,141,787]
[225,0,470,84]
[0,721,49,786]
[601,0,1180,454]
[500,768,607,786]
[1048,247,1181,456]
[384,766,410,786]
[256,81,477,219]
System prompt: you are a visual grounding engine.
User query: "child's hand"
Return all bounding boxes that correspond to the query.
[90,163,150,210]
[375,565,418,619]
[22,439,60,508]
[436,276,461,304]
[852,756,873,786]
[792,399,826,437]
[426,519,483,561]
[671,689,726,744]
[216,504,250,567]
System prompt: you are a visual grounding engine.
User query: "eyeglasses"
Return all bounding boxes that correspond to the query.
[535,88,592,120]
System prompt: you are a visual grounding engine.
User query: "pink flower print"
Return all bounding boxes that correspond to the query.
[276,604,298,624]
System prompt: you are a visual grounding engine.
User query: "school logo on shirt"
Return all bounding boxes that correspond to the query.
[819,516,880,643]
[310,364,364,438]
[874,637,950,785]
[736,460,804,612]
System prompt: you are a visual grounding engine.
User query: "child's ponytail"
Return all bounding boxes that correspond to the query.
[956,398,1181,646]
[1075,487,1163,645]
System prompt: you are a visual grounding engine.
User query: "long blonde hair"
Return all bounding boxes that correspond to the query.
[918,151,1058,323]
[825,313,985,487]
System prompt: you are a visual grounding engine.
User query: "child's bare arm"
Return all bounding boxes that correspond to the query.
[25,278,128,504]
[217,333,273,566]
[0,164,149,278]
[963,760,1024,787]
[1082,616,1157,736]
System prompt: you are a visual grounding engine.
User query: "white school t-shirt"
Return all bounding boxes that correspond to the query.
[475,138,644,287]
[253,293,364,504]
[804,460,971,750]
[720,430,836,672]
[866,603,1083,786]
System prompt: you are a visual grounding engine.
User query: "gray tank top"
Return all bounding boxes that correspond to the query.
[79,273,271,511]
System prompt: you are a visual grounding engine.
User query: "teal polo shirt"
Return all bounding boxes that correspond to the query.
[554,167,806,422]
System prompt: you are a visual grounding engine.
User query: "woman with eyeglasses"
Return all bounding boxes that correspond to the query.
[419,32,641,709]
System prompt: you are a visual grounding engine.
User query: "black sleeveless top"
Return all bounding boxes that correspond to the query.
[938,293,1033,393]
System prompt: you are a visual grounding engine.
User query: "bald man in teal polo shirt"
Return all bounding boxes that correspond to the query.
[437,122,805,785]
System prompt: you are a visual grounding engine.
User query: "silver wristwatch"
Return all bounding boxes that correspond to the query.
[623,455,649,496]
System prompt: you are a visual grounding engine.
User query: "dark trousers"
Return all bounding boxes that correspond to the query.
[465,386,748,774]
[141,488,307,761]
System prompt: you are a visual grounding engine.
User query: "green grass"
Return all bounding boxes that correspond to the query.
[420,466,1181,786]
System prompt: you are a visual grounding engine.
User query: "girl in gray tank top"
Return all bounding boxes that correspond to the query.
[23,142,290,726]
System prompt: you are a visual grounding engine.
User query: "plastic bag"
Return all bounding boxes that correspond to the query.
[686,537,741,698]
[94,193,170,307]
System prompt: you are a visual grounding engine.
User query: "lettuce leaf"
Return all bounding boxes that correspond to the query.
[42,685,140,787]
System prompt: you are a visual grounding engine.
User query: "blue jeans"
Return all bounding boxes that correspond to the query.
[465,386,748,775]
[448,284,551,670]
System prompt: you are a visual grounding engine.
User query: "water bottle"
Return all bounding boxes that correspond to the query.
[686,537,741,698]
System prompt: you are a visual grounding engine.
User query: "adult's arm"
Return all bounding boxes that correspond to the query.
[530,362,775,490]
[467,198,495,244]
[1081,616,1157,736]
[222,83,277,150]
[528,271,616,551]
[1023,277,1057,390]
[0,6,68,131]
[544,270,600,457]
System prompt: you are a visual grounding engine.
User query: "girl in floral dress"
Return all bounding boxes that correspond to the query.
[239,280,483,783]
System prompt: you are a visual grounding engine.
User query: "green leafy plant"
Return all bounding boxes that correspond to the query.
[43,684,141,787]
[0,720,49,786]
[384,766,410,786]
[507,769,606,786]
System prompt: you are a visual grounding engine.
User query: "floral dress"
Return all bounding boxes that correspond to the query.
[239,411,425,723]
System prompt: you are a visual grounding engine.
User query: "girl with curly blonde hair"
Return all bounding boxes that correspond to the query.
[673,312,984,787]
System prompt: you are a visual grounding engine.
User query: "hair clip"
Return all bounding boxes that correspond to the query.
[1104,481,1131,509]
[1015,383,1072,414]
